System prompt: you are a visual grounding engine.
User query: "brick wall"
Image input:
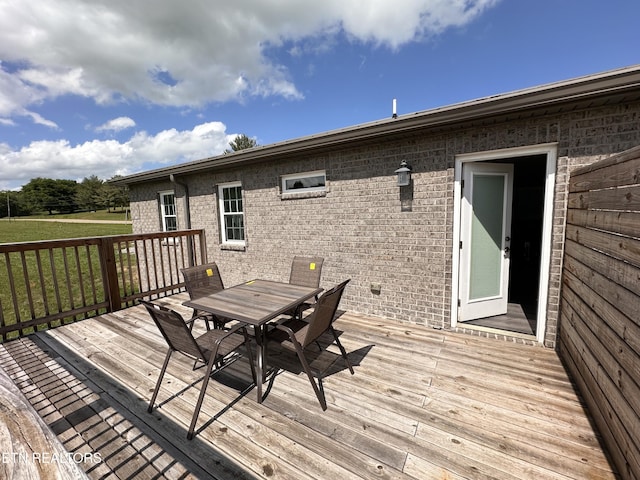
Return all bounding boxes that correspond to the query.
[128,101,640,347]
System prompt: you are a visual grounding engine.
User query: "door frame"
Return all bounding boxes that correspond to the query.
[451,143,557,343]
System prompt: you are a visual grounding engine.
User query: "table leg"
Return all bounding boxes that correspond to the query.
[254,325,264,403]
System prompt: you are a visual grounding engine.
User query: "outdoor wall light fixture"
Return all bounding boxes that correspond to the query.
[394,160,412,186]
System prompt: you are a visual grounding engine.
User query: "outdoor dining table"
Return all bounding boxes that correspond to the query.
[182,279,323,403]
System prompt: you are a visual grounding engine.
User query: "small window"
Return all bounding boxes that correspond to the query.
[281,170,326,194]
[159,191,177,232]
[218,182,245,245]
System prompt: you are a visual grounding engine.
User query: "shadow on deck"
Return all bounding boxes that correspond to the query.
[0,293,618,480]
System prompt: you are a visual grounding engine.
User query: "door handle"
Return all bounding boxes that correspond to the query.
[504,246,510,253]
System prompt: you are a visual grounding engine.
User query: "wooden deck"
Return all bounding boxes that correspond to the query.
[0,293,617,480]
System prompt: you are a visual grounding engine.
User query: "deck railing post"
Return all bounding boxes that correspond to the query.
[99,237,121,312]
[186,234,195,267]
[186,230,207,267]
[198,231,207,264]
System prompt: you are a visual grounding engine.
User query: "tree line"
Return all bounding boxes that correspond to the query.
[1,134,258,218]
[1,176,129,218]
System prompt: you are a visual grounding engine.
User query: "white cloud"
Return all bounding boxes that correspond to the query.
[0,122,235,189]
[96,117,136,133]
[0,62,59,127]
[0,0,499,124]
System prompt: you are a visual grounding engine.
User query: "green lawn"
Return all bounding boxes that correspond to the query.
[0,219,132,243]
[25,209,131,222]
[0,218,134,341]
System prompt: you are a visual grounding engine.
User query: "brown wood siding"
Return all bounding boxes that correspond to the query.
[560,144,640,480]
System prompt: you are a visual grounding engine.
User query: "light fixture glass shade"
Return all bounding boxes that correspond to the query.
[394,161,411,186]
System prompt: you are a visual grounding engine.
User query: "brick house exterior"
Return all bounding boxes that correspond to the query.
[116,65,640,348]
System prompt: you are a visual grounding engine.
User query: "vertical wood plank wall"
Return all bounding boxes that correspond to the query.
[560,145,640,480]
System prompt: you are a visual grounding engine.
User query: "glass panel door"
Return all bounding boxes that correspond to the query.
[459,163,513,321]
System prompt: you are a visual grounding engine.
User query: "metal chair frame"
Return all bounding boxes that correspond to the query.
[268,279,353,410]
[181,262,228,329]
[141,300,256,439]
[287,256,324,319]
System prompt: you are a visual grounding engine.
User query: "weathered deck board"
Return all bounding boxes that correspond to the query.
[0,295,618,480]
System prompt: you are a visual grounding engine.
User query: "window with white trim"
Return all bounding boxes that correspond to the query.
[159,191,177,232]
[281,170,326,194]
[218,182,245,245]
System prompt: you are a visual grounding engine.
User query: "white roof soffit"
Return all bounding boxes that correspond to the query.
[115,65,640,185]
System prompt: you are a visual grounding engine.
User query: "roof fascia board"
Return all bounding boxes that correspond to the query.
[113,65,640,185]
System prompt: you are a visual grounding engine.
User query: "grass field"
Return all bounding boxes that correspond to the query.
[1,216,134,340]
[0,219,132,243]
[26,209,130,222]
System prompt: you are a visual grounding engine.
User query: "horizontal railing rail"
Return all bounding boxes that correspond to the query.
[0,230,207,341]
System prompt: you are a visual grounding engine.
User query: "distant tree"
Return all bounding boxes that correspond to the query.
[104,176,129,211]
[50,179,79,213]
[22,178,58,214]
[0,190,30,217]
[0,191,9,218]
[22,178,79,214]
[225,134,258,153]
[76,175,104,211]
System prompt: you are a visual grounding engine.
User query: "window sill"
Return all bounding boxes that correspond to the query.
[220,243,246,252]
[280,190,327,200]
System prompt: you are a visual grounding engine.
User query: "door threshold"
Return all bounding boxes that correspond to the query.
[455,323,539,345]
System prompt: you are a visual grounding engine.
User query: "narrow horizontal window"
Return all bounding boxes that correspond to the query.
[281,170,326,194]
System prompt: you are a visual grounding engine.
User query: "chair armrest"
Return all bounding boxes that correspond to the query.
[213,322,251,347]
[186,313,211,331]
[273,324,295,336]
[189,312,211,323]
[271,324,303,349]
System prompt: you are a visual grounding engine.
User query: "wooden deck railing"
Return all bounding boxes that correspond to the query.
[0,230,207,341]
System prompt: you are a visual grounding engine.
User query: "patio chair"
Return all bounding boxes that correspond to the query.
[141,300,256,440]
[181,262,229,329]
[286,256,324,319]
[267,279,353,410]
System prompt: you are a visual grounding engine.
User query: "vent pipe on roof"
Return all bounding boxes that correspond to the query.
[392,98,397,119]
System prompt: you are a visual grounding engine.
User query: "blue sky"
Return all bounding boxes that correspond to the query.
[1,0,639,190]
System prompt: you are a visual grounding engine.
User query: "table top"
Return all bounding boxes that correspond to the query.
[183,279,322,326]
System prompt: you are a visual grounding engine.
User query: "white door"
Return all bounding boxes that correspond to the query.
[459,163,514,321]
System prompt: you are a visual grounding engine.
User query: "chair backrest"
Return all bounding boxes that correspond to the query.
[289,256,324,289]
[141,301,205,360]
[301,279,350,348]
[181,262,224,300]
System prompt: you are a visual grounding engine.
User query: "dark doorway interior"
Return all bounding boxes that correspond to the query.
[466,155,546,335]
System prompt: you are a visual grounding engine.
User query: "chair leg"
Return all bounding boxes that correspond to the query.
[244,333,257,385]
[187,352,218,440]
[292,341,327,410]
[213,316,226,329]
[148,349,173,412]
[190,310,212,331]
[330,326,354,374]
